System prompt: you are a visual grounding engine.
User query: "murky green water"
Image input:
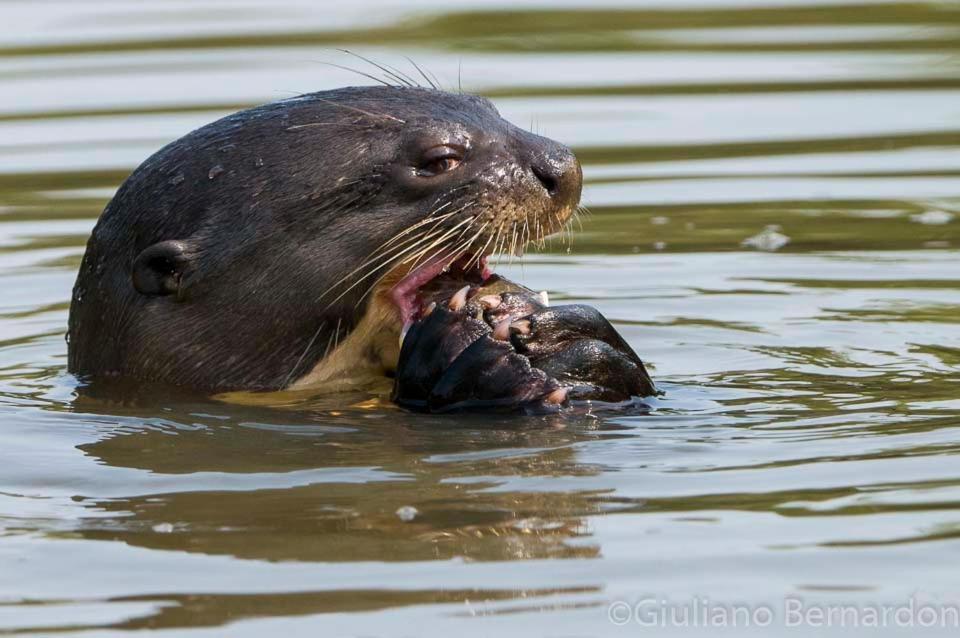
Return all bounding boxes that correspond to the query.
[1,1,959,635]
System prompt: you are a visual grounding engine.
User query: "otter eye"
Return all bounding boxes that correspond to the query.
[417,145,464,177]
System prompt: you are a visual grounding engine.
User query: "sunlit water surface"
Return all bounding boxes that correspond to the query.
[1,0,959,635]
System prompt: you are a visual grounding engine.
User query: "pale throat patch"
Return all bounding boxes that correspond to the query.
[288,280,402,392]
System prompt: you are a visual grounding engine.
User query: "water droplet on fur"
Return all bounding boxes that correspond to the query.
[208,165,225,180]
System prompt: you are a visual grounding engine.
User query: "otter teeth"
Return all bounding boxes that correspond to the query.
[448,285,471,311]
[538,291,549,306]
[492,319,512,341]
[510,319,531,335]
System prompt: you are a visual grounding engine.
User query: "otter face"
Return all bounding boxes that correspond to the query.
[383,94,582,248]
[68,86,582,393]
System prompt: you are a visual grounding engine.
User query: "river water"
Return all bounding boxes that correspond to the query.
[1,1,959,635]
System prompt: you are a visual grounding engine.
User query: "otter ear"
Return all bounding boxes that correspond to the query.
[132,240,194,297]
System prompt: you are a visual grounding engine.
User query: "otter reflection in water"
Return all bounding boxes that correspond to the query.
[67,83,654,412]
[62,399,611,630]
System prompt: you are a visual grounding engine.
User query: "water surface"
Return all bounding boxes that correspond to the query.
[1,0,959,635]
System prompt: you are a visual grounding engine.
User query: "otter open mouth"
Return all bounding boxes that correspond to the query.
[389,253,493,334]
[389,254,656,413]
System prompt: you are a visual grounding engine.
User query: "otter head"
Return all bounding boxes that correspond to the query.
[68,86,582,392]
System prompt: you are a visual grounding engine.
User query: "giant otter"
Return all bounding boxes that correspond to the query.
[68,85,654,412]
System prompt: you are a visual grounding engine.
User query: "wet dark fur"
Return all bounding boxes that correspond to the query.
[68,87,579,391]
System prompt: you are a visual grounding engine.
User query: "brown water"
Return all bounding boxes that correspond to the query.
[1,1,959,636]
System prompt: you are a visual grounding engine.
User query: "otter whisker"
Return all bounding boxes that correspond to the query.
[377,204,457,250]
[400,225,477,274]
[573,206,585,231]
[467,229,497,271]
[388,223,468,271]
[403,237,460,271]
[425,67,444,93]
[317,223,451,304]
[320,199,478,310]
[414,219,488,274]
[376,218,455,255]
[321,319,340,360]
[377,214,454,252]
[402,209,479,269]
[282,321,325,388]
[429,238,486,278]
[338,49,419,88]
[352,217,491,311]
[514,224,522,263]
[491,223,507,269]
[381,199,476,265]
[306,233,448,368]
[285,122,377,132]
[404,56,439,90]
[314,227,450,308]
[443,219,491,260]
[402,221,491,287]
[459,221,493,258]
[310,96,405,124]
[314,60,394,88]
[402,214,479,269]
[508,222,519,262]
[287,226,423,381]
[316,201,463,298]
[497,226,510,267]
[548,210,570,247]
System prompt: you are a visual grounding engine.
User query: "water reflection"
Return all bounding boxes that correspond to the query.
[70,399,606,558]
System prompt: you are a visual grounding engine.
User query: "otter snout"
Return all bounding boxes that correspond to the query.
[522,137,583,213]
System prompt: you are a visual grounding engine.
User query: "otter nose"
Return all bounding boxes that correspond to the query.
[529,143,582,208]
